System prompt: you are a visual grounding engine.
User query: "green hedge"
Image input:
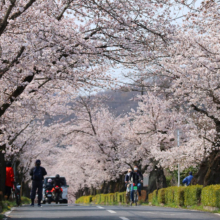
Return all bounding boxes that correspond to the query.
[94,194,101,204]
[165,187,175,205]
[75,192,126,205]
[150,185,203,207]
[152,190,157,200]
[201,185,220,207]
[152,190,158,205]
[158,188,165,204]
[75,196,93,204]
[118,192,126,203]
[77,184,220,208]
[173,186,185,206]
[184,185,202,206]
[76,196,93,204]
[148,193,153,203]
[100,194,106,204]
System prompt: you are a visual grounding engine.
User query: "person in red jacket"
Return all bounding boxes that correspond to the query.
[5,161,14,200]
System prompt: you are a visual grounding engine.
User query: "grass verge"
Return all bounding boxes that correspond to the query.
[0,196,31,218]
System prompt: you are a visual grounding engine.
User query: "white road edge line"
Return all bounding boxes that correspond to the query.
[120,217,130,220]
[4,206,16,218]
[4,211,11,217]
[215,213,220,216]
[97,206,104,209]
[142,212,155,214]
[107,210,116,214]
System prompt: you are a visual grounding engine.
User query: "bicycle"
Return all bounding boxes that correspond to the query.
[126,184,130,204]
[130,183,138,206]
[13,182,21,206]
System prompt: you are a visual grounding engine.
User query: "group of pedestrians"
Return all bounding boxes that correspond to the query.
[125,166,143,203]
[124,166,194,203]
[30,159,63,207]
[4,159,49,207]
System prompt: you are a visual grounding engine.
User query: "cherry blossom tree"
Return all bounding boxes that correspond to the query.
[157,1,220,184]
[8,95,124,201]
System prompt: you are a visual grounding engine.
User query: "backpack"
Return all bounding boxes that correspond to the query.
[33,167,42,181]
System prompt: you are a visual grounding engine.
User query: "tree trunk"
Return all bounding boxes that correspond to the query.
[0,144,6,199]
[0,191,3,212]
[192,150,220,186]
[148,167,167,194]
[22,181,31,198]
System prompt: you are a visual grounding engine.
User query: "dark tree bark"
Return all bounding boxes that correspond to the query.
[192,150,220,186]
[190,104,220,186]
[0,144,6,199]
[0,74,34,118]
[148,167,167,194]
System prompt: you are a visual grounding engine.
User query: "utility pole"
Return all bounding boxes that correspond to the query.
[178,130,180,187]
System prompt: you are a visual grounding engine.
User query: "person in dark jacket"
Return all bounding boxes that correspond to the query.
[30,160,47,207]
[52,174,63,200]
[182,172,193,186]
[53,174,64,187]
[5,161,14,200]
[129,165,143,202]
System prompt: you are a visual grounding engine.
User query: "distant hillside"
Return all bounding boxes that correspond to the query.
[44,90,140,125]
[101,90,139,116]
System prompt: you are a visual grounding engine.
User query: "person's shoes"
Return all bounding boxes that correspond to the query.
[38,204,42,207]
[30,204,34,207]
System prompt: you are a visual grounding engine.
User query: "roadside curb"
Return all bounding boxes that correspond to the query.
[1,207,16,220]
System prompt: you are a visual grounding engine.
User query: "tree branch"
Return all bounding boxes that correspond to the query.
[191,104,220,124]
[0,73,35,118]
[10,0,36,20]
[0,46,25,79]
[0,0,16,36]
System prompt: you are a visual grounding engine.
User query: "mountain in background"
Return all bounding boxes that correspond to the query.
[101,90,139,116]
[44,90,141,125]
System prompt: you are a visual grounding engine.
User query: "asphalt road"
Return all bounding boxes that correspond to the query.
[6,204,220,220]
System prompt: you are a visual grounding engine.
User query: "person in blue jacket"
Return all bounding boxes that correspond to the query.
[182,172,193,186]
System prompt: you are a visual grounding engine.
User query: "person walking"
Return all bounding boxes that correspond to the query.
[182,171,193,186]
[125,169,132,195]
[125,169,132,187]
[30,160,47,207]
[5,161,14,200]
